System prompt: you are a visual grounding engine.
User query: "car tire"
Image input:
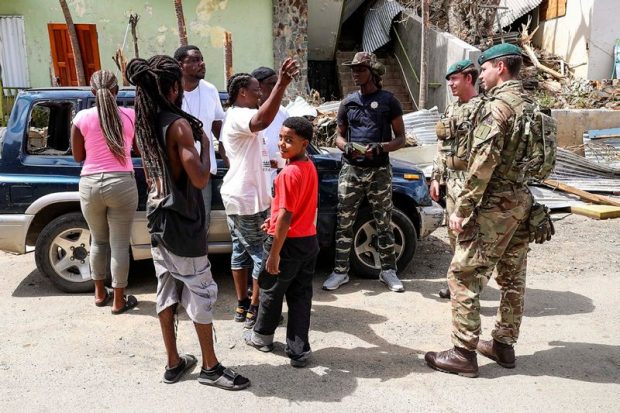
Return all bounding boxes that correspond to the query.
[35,212,95,293]
[350,208,417,279]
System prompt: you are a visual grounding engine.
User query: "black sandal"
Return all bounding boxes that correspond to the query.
[198,364,251,391]
[163,354,197,384]
[95,288,112,307]
[111,295,138,315]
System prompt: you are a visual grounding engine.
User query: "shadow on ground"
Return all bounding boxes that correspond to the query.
[236,303,430,401]
[481,341,620,384]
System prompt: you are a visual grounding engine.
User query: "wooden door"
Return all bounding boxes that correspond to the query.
[48,23,101,86]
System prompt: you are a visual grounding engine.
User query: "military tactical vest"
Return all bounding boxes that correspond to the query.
[476,88,557,184]
[435,98,480,171]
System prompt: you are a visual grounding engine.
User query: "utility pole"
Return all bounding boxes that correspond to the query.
[59,0,86,86]
[419,0,429,109]
[173,0,188,47]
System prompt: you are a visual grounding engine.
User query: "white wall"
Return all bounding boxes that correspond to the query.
[588,0,619,79]
[534,0,619,80]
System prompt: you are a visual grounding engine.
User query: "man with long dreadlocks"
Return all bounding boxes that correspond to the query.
[126,55,250,390]
[219,58,299,330]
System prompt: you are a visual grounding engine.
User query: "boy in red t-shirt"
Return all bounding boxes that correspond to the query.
[244,117,319,367]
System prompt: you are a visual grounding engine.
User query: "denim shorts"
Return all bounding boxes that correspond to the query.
[226,209,269,279]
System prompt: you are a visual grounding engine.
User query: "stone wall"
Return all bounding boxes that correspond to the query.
[272,0,308,100]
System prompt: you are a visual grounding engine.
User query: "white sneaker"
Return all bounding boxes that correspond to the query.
[379,269,404,292]
[322,271,349,291]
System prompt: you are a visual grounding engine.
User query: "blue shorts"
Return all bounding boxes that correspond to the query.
[226,209,269,279]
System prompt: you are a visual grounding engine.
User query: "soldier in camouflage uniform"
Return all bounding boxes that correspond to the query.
[425,44,534,377]
[322,52,406,292]
[430,59,481,299]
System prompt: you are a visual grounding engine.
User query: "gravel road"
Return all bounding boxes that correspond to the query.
[0,213,618,412]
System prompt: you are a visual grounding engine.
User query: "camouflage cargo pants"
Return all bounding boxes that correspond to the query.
[334,163,396,274]
[445,170,466,251]
[448,185,533,350]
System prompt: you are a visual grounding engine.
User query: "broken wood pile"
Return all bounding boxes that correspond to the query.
[519,21,620,110]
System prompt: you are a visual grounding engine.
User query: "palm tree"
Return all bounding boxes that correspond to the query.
[58,0,86,86]
[173,0,188,47]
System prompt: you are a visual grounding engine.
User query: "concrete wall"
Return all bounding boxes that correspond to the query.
[0,0,274,90]
[394,11,480,113]
[534,0,620,80]
[307,0,344,61]
[552,109,620,152]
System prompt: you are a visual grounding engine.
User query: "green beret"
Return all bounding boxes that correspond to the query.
[445,59,474,79]
[478,43,522,65]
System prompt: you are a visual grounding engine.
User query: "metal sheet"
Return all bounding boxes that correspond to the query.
[494,0,543,31]
[362,0,405,52]
[529,185,585,210]
[0,16,30,95]
[402,106,441,146]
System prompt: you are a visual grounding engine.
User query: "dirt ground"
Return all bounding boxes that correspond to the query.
[0,213,618,412]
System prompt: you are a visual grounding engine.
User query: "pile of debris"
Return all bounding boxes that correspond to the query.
[515,22,620,110]
[521,59,620,110]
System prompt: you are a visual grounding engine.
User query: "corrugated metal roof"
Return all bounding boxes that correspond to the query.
[583,128,620,170]
[402,106,440,145]
[495,0,543,30]
[0,16,30,95]
[362,0,404,52]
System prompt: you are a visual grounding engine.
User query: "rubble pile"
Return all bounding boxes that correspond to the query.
[521,48,620,110]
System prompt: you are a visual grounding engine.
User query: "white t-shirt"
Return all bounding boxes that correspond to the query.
[262,106,289,160]
[220,107,272,216]
[181,79,225,176]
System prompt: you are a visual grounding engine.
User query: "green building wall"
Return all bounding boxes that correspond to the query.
[0,0,274,90]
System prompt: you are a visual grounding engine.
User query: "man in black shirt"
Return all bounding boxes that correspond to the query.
[127,55,250,390]
[322,52,406,292]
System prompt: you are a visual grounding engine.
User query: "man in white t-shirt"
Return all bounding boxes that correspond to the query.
[175,45,227,233]
[251,67,289,180]
[220,59,299,329]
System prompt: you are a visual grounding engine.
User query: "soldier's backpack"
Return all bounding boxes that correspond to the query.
[521,103,557,182]
[493,95,558,183]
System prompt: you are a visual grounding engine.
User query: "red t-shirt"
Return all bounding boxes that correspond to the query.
[267,159,318,237]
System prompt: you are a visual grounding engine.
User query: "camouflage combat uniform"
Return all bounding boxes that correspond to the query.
[333,89,403,274]
[448,80,534,351]
[431,97,480,249]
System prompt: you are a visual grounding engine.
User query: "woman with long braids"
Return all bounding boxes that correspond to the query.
[126,55,250,389]
[71,69,139,314]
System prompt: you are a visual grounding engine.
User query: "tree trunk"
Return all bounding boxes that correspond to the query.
[419,0,429,109]
[59,0,86,86]
[174,0,188,47]
[129,14,140,58]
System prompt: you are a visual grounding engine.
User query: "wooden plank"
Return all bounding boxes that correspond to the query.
[543,179,620,207]
[571,204,620,220]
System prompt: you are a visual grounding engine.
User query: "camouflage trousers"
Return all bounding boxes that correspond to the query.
[334,163,396,274]
[445,170,466,251]
[448,185,533,350]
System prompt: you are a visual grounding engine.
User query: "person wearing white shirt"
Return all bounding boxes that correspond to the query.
[175,45,227,234]
[220,59,299,329]
[251,66,289,181]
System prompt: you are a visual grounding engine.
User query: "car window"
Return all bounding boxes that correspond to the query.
[26,100,76,155]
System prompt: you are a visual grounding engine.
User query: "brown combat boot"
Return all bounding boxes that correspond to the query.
[424,346,479,378]
[477,339,516,368]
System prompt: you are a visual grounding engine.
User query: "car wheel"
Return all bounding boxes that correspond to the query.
[350,208,417,279]
[34,212,94,293]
